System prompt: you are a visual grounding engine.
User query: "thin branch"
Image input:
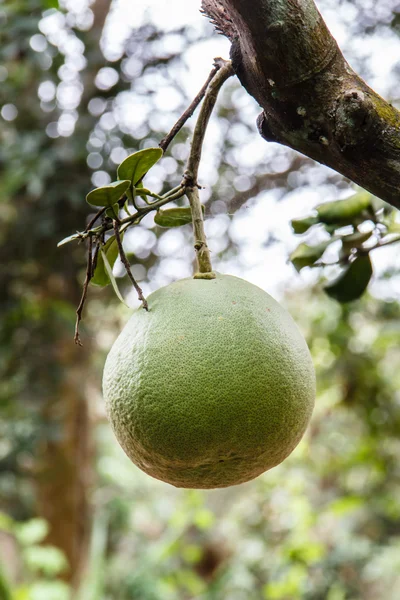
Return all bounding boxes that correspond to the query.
[226,156,310,212]
[184,58,234,186]
[159,63,220,153]
[162,184,185,198]
[113,220,148,310]
[74,236,93,346]
[117,188,186,229]
[376,235,400,249]
[358,235,400,254]
[85,207,106,232]
[182,58,234,276]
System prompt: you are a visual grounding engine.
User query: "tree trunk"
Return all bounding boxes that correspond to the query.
[202,0,400,209]
[34,0,112,588]
[35,336,93,588]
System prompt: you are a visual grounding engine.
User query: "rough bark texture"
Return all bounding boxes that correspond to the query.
[202,0,400,209]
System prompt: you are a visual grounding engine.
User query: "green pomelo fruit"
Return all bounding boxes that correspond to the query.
[103,273,316,489]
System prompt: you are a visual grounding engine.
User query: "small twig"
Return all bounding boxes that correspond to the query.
[74,236,93,346]
[113,220,148,310]
[376,235,400,249]
[85,207,106,232]
[159,63,221,153]
[162,184,185,198]
[358,234,400,255]
[118,188,186,228]
[91,241,100,274]
[184,58,234,186]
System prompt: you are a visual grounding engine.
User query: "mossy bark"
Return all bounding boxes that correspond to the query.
[202,0,400,209]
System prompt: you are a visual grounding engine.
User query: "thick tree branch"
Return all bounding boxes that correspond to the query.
[202,0,400,210]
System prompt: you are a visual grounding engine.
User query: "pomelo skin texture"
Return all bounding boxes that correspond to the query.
[103,274,316,489]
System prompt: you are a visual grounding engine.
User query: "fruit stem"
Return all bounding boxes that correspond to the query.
[186,185,215,278]
[185,59,234,186]
[183,58,234,279]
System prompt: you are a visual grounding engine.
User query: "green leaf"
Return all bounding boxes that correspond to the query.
[193,509,215,530]
[291,215,319,234]
[324,254,373,303]
[86,180,130,207]
[329,496,364,516]
[57,232,81,247]
[117,148,163,187]
[316,191,372,225]
[0,561,12,600]
[91,235,122,287]
[154,206,204,228]
[341,230,373,249]
[16,518,49,546]
[324,223,340,234]
[0,512,15,534]
[134,187,152,196]
[30,581,70,600]
[101,249,128,306]
[105,203,119,219]
[23,545,68,577]
[131,180,148,203]
[289,241,331,272]
[385,211,400,234]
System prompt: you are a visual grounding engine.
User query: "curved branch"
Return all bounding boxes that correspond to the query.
[202,0,400,210]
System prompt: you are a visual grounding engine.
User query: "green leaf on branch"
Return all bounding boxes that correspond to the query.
[132,181,149,203]
[384,210,400,234]
[134,186,152,197]
[101,249,128,306]
[57,232,82,247]
[86,180,130,207]
[324,254,373,303]
[154,206,205,228]
[105,203,119,219]
[91,235,122,287]
[341,230,373,249]
[289,241,331,272]
[316,191,372,225]
[117,148,163,187]
[291,216,319,234]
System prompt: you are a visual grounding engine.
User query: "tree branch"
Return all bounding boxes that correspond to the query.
[113,220,148,310]
[202,0,400,210]
[182,58,234,277]
[226,155,310,212]
[184,58,234,186]
[74,237,93,346]
[159,63,220,152]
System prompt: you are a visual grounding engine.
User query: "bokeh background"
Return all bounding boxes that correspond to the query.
[1,1,400,598]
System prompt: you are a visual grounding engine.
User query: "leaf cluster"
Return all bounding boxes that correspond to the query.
[290,191,400,302]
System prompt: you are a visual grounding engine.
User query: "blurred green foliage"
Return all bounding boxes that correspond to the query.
[1,1,400,599]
